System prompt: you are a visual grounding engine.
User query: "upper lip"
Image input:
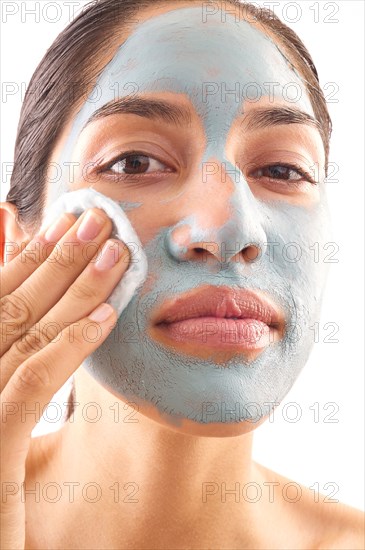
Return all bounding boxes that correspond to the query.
[153,285,284,329]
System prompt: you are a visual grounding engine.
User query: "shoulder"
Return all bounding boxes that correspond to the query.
[255,462,365,550]
[315,501,365,550]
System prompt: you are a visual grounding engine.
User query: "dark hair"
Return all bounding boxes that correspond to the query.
[6,0,332,420]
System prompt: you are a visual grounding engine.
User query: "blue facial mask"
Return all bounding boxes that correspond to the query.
[49,6,331,426]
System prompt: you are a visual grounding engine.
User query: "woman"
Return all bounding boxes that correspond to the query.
[1,0,363,548]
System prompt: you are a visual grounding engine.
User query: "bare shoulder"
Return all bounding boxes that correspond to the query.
[314,500,365,550]
[255,462,365,550]
[321,501,365,550]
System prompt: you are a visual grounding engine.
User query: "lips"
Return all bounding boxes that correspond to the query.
[153,285,283,329]
[149,285,285,360]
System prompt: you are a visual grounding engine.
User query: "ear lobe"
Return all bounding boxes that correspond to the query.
[0,202,31,266]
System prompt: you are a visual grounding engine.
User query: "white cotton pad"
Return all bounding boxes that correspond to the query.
[40,188,148,318]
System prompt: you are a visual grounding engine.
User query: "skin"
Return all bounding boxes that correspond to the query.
[0,1,364,549]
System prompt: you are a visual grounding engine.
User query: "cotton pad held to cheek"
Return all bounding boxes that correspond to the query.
[40,188,148,318]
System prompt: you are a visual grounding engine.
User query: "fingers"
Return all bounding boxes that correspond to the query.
[0,208,114,355]
[0,303,117,550]
[0,239,130,391]
[1,303,117,461]
[0,213,77,298]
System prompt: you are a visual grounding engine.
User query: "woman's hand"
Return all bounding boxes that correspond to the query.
[0,207,130,549]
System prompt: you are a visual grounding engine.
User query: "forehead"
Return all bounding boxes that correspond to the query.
[80,5,312,120]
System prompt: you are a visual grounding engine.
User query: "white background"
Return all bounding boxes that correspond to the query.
[1,1,364,510]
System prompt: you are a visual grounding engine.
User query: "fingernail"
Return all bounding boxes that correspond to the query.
[76,210,105,242]
[94,240,129,271]
[89,303,115,322]
[44,214,71,242]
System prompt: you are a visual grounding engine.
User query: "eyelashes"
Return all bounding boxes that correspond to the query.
[96,150,318,188]
[96,150,173,187]
[101,151,172,177]
[248,163,317,185]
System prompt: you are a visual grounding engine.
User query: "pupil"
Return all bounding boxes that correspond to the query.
[270,165,288,179]
[124,155,149,174]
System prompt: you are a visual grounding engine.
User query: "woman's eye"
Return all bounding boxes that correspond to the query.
[104,152,171,176]
[249,164,316,184]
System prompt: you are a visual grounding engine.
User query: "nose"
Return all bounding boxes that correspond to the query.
[166,224,263,263]
[164,160,267,265]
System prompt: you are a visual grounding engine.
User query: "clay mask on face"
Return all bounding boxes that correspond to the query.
[51,7,331,428]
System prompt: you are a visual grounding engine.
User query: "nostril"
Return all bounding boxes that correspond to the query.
[243,244,261,262]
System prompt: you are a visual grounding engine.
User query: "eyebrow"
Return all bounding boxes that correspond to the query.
[242,106,321,132]
[84,96,321,136]
[85,96,192,129]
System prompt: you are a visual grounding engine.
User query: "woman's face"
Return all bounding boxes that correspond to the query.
[45,2,331,436]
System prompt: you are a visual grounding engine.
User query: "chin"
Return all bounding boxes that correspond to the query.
[97,382,271,437]
[146,409,270,437]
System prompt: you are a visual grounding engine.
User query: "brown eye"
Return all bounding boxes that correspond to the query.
[249,163,317,185]
[107,153,169,176]
[252,165,303,181]
[125,155,149,174]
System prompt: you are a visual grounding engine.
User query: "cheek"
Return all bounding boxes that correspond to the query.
[124,208,171,248]
[67,176,168,249]
[262,199,331,308]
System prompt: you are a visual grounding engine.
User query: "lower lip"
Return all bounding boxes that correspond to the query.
[157,316,272,350]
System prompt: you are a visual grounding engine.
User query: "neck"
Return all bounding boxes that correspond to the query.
[57,367,270,548]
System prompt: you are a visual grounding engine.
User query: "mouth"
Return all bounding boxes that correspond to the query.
[150,285,285,359]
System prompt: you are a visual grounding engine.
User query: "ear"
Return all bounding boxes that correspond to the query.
[0,202,32,267]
